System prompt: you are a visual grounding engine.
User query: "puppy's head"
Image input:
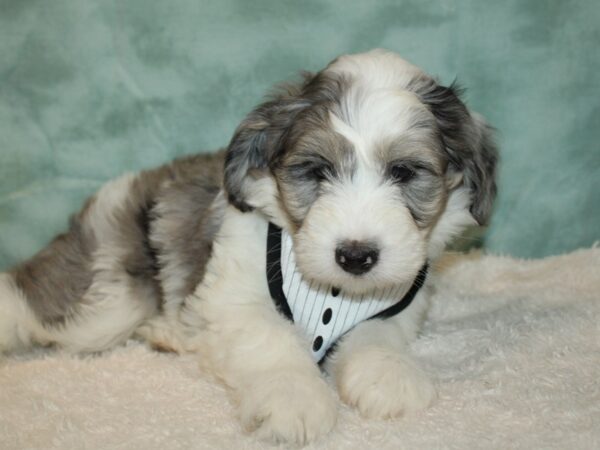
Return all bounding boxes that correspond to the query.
[224,49,497,294]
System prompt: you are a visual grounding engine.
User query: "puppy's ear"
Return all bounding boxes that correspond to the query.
[224,87,311,212]
[416,80,498,225]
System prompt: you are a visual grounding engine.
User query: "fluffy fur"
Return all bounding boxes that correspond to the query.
[0,49,497,445]
[3,248,598,450]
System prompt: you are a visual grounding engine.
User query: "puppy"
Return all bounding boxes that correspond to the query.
[0,49,497,444]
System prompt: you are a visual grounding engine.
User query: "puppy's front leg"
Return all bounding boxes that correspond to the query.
[202,299,337,444]
[324,306,436,419]
[186,208,337,445]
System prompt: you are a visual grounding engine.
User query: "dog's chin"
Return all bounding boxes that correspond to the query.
[293,256,424,296]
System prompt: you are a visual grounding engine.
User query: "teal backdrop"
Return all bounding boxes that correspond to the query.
[1,0,599,270]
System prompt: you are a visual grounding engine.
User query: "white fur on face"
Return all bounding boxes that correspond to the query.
[335,88,433,154]
[293,170,426,295]
[292,103,429,294]
[291,84,438,295]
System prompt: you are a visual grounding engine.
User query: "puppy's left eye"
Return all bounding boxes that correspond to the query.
[390,165,416,183]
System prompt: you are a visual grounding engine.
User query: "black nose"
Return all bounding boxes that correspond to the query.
[335,241,379,275]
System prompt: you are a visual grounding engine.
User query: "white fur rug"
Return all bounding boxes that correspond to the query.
[1,248,599,450]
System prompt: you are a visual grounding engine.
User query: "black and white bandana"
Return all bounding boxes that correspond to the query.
[266,223,428,363]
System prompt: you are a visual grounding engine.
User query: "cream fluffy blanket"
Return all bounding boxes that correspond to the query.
[1,248,599,449]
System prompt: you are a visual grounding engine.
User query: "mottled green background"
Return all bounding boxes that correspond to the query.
[1,0,599,270]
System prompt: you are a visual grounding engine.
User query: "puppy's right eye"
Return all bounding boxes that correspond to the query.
[289,162,334,183]
[310,165,330,182]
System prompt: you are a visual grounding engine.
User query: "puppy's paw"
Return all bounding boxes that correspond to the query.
[239,370,337,445]
[336,348,436,419]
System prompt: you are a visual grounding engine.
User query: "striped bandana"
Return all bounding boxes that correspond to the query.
[266,223,428,363]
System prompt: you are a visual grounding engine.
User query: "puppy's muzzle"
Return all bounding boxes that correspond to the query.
[335,241,379,275]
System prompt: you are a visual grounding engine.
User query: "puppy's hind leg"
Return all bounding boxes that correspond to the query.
[0,266,158,355]
[1,171,169,355]
[47,266,159,353]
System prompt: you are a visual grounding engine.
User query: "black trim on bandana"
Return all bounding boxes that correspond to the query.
[266,222,428,356]
[371,263,428,319]
[266,222,293,320]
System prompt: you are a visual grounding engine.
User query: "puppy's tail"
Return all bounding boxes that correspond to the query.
[0,272,34,354]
